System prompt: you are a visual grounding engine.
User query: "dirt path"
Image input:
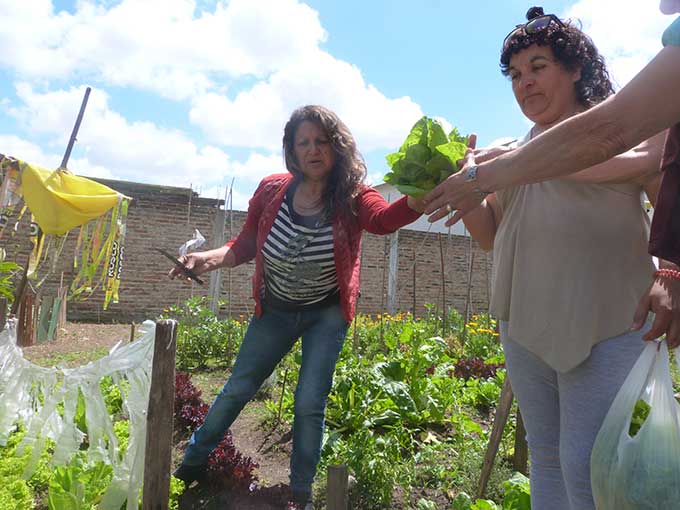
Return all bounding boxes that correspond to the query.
[23,322,134,363]
[176,403,297,509]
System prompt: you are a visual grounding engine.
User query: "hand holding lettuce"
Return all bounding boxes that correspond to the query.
[384,116,468,197]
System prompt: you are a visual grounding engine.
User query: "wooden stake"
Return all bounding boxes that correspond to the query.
[477,377,514,499]
[129,323,136,343]
[274,367,290,430]
[438,233,447,336]
[142,320,177,510]
[0,297,7,330]
[412,247,416,317]
[513,409,529,475]
[327,464,349,510]
[17,288,36,347]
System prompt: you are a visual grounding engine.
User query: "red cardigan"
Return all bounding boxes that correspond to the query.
[225,173,421,322]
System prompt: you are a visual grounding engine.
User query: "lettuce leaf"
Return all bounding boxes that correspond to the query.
[384,116,468,197]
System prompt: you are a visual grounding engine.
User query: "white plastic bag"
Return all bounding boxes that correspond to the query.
[178,228,205,256]
[591,341,680,510]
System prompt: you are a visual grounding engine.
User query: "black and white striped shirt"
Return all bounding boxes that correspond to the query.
[262,182,338,309]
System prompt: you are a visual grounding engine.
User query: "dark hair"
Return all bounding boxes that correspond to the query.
[501,6,614,107]
[283,105,366,218]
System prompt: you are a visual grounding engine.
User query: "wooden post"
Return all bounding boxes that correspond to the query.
[17,288,36,347]
[513,409,529,475]
[0,297,7,330]
[129,323,136,343]
[226,179,234,317]
[352,246,364,352]
[58,281,67,329]
[387,230,399,316]
[142,320,177,510]
[327,464,349,510]
[438,234,447,336]
[477,377,514,499]
[208,204,226,314]
[412,247,416,317]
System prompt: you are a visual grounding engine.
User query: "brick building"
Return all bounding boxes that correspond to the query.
[3,178,491,323]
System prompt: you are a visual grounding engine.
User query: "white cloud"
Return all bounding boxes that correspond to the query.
[3,85,254,189]
[0,134,62,169]
[0,0,435,210]
[190,50,424,152]
[0,0,326,100]
[1,83,295,210]
[561,0,668,88]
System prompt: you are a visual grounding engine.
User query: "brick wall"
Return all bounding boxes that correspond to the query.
[3,178,491,322]
[357,229,491,318]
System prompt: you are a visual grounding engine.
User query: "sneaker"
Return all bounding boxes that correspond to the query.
[173,463,208,486]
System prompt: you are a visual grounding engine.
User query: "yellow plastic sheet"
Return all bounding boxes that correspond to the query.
[20,162,122,235]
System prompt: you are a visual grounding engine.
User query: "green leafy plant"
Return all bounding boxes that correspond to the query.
[501,472,531,510]
[417,498,438,510]
[47,453,113,510]
[384,117,468,197]
[628,399,651,437]
[162,297,242,370]
[0,260,22,303]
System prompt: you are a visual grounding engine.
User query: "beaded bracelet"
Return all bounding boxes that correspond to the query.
[654,268,680,281]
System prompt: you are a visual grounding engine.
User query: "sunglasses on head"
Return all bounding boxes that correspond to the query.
[503,14,565,50]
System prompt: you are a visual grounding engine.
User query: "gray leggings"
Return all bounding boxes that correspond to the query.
[501,322,647,510]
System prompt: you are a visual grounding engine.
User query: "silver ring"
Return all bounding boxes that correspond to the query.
[446,204,453,213]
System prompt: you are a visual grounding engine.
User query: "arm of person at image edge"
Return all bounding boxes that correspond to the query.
[167,175,425,282]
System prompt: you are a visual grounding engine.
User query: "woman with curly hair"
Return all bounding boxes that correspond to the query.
[169,105,424,510]
[438,7,665,509]
[425,1,680,348]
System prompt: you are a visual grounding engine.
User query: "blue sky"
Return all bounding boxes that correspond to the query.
[0,0,671,209]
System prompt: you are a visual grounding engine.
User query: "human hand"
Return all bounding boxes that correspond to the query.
[424,134,486,226]
[406,194,427,213]
[168,252,210,282]
[631,275,680,349]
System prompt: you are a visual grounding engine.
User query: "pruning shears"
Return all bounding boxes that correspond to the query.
[154,247,204,285]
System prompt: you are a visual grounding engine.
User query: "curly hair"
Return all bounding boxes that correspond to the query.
[500,6,614,107]
[283,105,366,219]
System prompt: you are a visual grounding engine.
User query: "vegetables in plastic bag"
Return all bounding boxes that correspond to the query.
[591,341,680,510]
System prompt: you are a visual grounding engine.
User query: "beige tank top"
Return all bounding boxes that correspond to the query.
[491,136,655,372]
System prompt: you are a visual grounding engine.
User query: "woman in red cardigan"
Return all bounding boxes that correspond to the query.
[169,105,423,509]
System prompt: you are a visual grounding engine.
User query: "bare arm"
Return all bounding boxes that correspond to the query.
[564,131,666,184]
[461,194,501,251]
[477,45,680,191]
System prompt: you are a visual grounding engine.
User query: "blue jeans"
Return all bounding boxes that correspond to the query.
[182,303,349,499]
